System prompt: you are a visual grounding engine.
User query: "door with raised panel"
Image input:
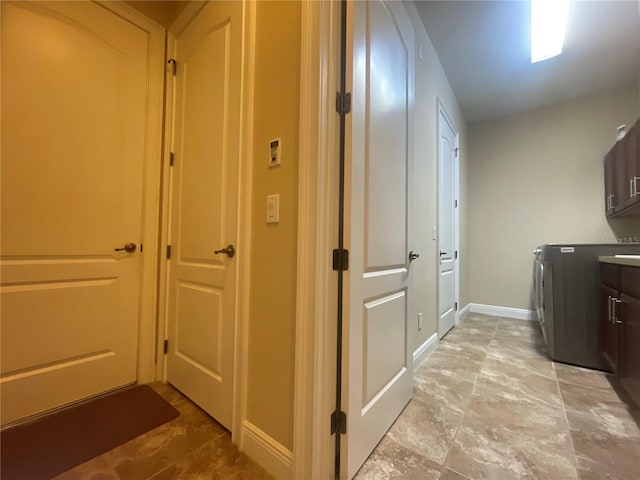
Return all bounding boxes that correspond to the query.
[604,149,616,216]
[347,1,415,477]
[166,1,242,430]
[614,140,628,215]
[1,0,148,425]
[438,106,458,338]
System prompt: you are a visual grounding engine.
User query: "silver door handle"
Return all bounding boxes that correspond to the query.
[439,251,448,256]
[409,251,420,262]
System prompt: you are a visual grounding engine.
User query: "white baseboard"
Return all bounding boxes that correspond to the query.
[413,333,438,370]
[458,303,471,320]
[242,421,293,480]
[469,303,534,321]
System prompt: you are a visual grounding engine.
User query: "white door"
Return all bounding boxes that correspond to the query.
[438,105,458,338]
[0,1,148,425]
[165,1,242,430]
[347,1,415,477]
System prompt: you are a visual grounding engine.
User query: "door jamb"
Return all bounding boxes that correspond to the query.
[97,1,166,384]
[436,98,460,331]
[293,0,341,478]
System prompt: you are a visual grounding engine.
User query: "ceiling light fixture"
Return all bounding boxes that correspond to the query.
[530,0,571,63]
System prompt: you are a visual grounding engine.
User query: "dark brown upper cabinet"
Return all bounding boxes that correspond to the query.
[605,119,640,218]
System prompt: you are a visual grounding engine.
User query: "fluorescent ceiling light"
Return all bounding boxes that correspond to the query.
[531,0,571,63]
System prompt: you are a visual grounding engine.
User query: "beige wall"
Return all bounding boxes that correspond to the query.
[468,85,639,311]
[246,1,301,451]
[405,3,468,351]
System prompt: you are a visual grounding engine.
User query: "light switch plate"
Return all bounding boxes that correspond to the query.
[269,138,281,167]
[266,194,279,223]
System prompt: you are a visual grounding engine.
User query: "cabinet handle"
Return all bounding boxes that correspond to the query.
[614,298,623,324]
[608,295,613,324]
[631,176,640,197]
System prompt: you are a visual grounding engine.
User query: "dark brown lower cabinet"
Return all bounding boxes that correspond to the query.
[600,262,640,406]
[600,284,621,373]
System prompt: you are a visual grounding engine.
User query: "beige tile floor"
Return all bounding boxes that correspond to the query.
[52,313,639,479]
[356,313,640,480]
[53,383,272,480]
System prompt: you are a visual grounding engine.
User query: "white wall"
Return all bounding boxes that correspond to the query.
[405,2,468,351]
[468,85,639,310]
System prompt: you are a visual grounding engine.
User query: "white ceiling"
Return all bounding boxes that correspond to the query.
[414,0,640,124]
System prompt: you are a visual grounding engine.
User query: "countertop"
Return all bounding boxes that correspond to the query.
[599,255,640,267]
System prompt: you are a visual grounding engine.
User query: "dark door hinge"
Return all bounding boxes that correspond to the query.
[335,92,352,115]
[455,302,458,310]
[332,249,349,271]
[330,410,347,435]
[166,245,172,259]
[455,199,458,208]
[140,243,144,252]
[454,250,458,259]
[169,152,175,166]
[455,147,459,157]
[167,58,177,76]
[163,339,169,354]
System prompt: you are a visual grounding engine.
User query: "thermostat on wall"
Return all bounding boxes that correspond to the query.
[269,138,281,167]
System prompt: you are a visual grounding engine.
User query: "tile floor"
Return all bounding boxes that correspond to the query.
[356,313,640,480]
[53,383,271,480]
[50,313,640,479]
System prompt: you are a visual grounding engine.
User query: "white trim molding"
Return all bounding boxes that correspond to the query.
[413,333,439,370]
[243,421,293,480]
[292,1,340,479]
[232,0,256,448]
[469,303,534,321]
[459,303,471,320]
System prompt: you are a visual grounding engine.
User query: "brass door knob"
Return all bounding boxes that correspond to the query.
[214,244,235,258]
[115,242,137,253]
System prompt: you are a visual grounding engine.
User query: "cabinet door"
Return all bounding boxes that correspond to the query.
[624,121,640,209]
[614,140,628,215]
[600,284,620,373]
[604,149,616,217]
[620,293,640,405]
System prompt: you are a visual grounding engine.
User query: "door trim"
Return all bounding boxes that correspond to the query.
[293,1,341,478]
[436,98,460,332]
[96,1,165,384]
[234,0,257,447]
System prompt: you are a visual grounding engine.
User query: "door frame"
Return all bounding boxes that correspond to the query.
[436,98,461,333]
[293,0,342,478]
[156,0,257,446]
[94,1,165,385]
[157,0,341,475]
